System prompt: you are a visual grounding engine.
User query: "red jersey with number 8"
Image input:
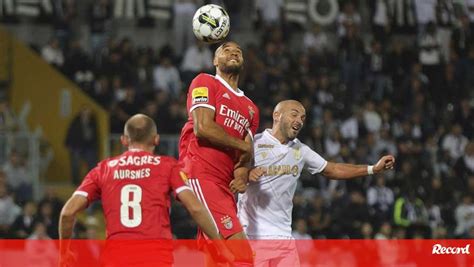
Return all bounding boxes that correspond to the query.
[75,150,190,240]
[179,74,259,185]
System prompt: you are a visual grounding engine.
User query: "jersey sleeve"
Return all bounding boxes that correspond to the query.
[74,166,101,204]
[302,144,327,174]
[248,105,260,139]
[188,74,217,113]
[169,164,192,198]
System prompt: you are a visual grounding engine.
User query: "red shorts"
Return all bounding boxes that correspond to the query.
[188,178,243,239]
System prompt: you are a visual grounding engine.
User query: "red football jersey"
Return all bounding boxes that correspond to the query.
[74,150,190,240]
[179,73,260,185]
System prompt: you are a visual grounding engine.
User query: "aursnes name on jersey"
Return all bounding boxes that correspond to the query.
[108,155,161,180]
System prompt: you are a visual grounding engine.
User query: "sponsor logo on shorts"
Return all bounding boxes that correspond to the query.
[432,244,470,254]
[192,87,209,104]
[221,215,233,230]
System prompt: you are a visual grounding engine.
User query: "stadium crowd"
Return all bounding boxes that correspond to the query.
[0,0,474,241]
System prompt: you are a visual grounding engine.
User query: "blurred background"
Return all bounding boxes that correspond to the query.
[0,0,473,242]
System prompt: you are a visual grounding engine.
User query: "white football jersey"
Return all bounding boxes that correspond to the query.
[238,129,327,239]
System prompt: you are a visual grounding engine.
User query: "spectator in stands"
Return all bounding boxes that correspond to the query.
[10,201,36,238]
[306,195,332,238]
[413,0,436,34]
[0,99,17,132]
[153,56,182,99]
[39,187,64,223]
[173,0,198,55]
[3,151,32,202]
[455,100,474,138]
[374,221,392,239]
[339,23,364,102]
[41,37,64,67]
[303,24,330,54]
[255,0,285,29]
[393,191,430,238]
[442,124,469,163]
[337,1,362,37]
[92,76,113,108]
[418,22,443,107]
[366,40,390,101]
[455,194,474,237]
[88,0,112,58]
[450,14,473,60]
[454,141,474,178]
[35,201,58,239]
[134,51,154,93]
[65,107,98,185]
[369,0,391,44]
[363,101,382,133]
[63,40,93,89]
[0,183,21,237]
[367,175,394,224]
[180,41,213,86]
[336,190,371,238]
[52,0,76,51]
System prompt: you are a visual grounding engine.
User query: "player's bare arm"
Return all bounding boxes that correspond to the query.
[230,134,254,193]
[59,195,88,239]
[192,107,251,153]
[322,155,396,179]
[59,195,88,266]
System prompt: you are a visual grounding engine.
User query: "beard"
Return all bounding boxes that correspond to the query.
[220,62,243,75]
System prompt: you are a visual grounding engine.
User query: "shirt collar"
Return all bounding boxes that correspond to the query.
[215,74,244,96]
[263,129,298,147]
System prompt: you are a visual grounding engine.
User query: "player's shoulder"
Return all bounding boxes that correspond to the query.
[99,154,122,169]
[254,132,265,143]
[156,155,179,166]
[192,73,216,84]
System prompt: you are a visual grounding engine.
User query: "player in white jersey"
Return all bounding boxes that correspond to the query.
[237,100,395,267]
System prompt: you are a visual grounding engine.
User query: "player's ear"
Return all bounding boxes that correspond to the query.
[273,111,281,122]
[153,134,160,146]
[213,56,218,67]
[120,135,129,147]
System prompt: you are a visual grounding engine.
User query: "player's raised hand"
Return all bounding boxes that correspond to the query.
[249,167,266,182]
[373,155,396,173]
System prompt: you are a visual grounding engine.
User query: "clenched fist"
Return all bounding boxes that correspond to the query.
[373,155,396,173]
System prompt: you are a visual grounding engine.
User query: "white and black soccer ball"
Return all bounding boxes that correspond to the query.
[192,4,230,44]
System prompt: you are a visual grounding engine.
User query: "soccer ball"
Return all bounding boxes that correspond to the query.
[192,4,230,44]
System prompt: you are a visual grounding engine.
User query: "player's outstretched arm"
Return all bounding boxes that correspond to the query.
[178,190,235,263]
[193,107,251,153]
[322,155,395,179]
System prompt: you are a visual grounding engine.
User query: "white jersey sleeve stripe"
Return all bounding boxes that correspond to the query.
[73,191,88,198]
[175,185,192,195]
[189,104,215,113]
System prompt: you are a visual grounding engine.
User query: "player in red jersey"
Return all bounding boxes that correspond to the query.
[59,114,233,266]
[179,41,259,266]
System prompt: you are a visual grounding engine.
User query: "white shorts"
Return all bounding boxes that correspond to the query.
[247,237,300,267]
